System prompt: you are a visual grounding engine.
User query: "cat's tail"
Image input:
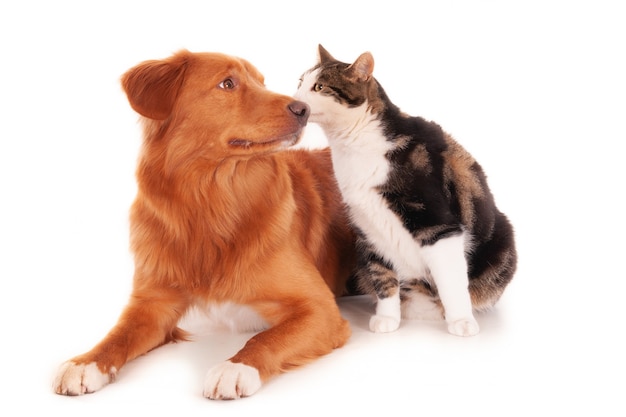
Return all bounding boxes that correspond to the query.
[467,211,517,311]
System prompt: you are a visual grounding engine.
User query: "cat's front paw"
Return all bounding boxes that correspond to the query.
[369,315,400,333]
[447,318,480,337]
[53,361,114,395]
[203,360,261,400]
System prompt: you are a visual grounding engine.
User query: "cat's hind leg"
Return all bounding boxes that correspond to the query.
[422,233,479,336]
[400,280,444,320]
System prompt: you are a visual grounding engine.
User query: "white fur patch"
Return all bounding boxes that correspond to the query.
[203,360,261,400]
[200,302,269,333]
[370,291,401,333]
[448,318,480,337]
[421,235,479,336]
[296,69,376,138]
[53,361,115,395]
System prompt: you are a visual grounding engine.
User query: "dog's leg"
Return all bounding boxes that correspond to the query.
[203,286,350,399]
[53,286,189,395]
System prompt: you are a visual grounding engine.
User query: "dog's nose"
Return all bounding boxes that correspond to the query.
[288,101,310,126]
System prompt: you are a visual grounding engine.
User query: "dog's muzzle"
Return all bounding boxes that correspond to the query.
[288,101,310,126]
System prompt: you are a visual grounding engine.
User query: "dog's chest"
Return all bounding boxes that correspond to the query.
[330,138,427,279]
[187,302,269,333]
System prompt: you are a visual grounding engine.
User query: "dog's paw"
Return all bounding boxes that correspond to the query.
[203,360,261,400]
[369,314,400,333]
[53,361,115,395]
[447,318,480,337]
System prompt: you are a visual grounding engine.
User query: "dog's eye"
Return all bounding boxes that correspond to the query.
[313,83,323,92]
[219,78,236,90]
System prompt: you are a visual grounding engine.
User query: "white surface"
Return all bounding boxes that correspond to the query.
[1,1,624,415]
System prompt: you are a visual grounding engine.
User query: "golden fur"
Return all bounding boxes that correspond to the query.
[53,50,355,399]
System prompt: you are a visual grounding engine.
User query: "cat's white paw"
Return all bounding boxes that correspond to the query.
[53,361,114,395]
[369,314,401,333]
[447,318,480,337]
[203,360,261,400]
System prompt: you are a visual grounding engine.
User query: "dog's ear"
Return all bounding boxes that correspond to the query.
[121,50,190,120]
[347,52,374,82]
[318,44,336,64]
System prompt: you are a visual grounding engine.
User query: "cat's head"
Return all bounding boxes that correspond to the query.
[295,45,385,129]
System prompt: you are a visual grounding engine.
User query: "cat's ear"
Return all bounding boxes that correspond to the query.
[347,52,374,82]
[318,44,336,64]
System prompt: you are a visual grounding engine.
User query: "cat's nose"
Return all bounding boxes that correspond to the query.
[288,101,310,126]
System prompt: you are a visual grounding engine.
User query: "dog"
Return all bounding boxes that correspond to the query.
[53,50,355,400]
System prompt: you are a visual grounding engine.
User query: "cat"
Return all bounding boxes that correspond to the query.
[294,45,517,336]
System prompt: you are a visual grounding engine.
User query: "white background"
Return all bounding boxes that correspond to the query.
[1,0,625,415]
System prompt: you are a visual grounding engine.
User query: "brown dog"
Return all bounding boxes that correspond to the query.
[53,50,355,399]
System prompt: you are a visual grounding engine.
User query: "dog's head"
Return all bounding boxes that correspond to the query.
[122,50,309,163]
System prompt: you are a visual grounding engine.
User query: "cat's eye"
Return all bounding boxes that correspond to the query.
[218,78,236,89]
[313,83,323,92]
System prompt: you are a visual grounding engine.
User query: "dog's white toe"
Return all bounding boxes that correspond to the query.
[53,361,114,395]
[447,318,480,337]
[203,360,261,400]
[369,314,401,333]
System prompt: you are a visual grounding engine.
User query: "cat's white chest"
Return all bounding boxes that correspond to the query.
[330,138,427,279]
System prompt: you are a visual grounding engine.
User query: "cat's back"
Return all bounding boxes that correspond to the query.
[380,111,499,235]
[383,112,450,165]
[382,114,453,198]
[384,113,484,190]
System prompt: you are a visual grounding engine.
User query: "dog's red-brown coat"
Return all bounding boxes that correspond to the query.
[53,50,355,398]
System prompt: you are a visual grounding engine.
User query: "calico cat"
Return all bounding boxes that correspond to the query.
[295,45,517,336]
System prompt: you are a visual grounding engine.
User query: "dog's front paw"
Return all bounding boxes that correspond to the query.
[447,318,480,337]
[203,360,261,400]
[53,361,115,395]
[369,314,400,333]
